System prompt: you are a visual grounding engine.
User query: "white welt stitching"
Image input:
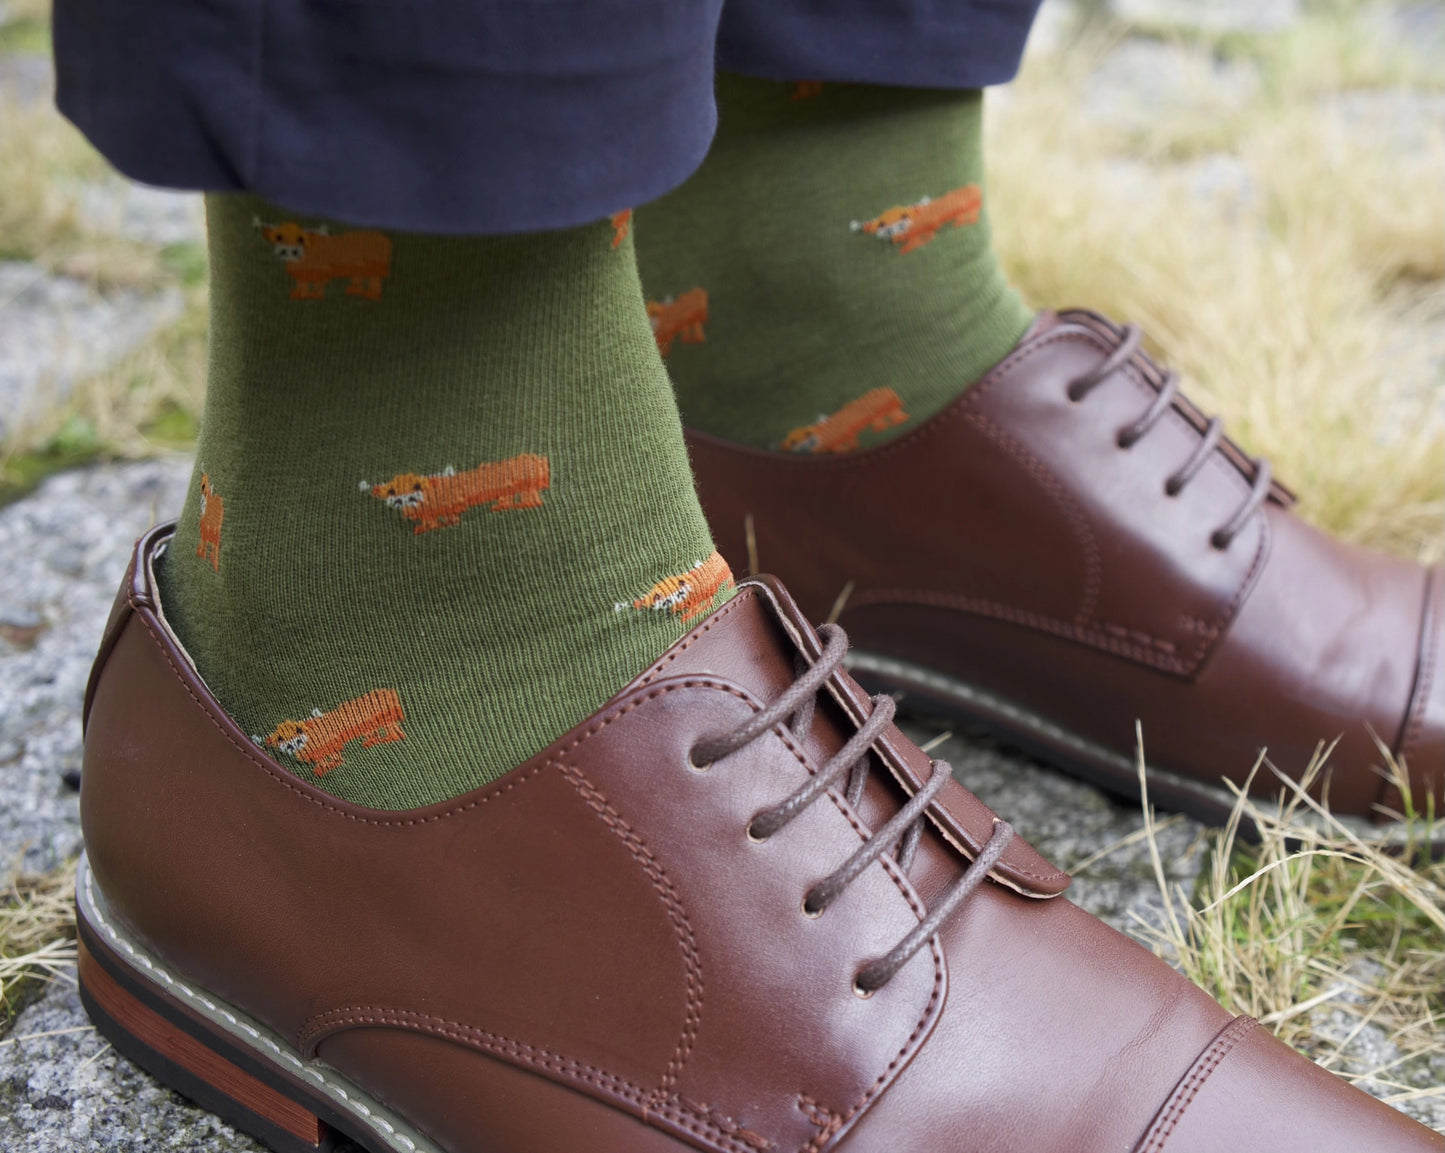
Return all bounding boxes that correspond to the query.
[79,862,432,1153]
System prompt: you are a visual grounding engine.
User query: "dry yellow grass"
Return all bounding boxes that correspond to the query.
[0,861,77,1024]
[1,0,207,492]
[0,283,207,502]
[991,15,1445,563]
[1135,743,1443,1106]
[0,0,50,25]
[0,91,172,290]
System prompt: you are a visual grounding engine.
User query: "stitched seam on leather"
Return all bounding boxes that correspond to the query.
[796,1094,843,1148]
[1136,1016,1258,1153]
[706,325,1260,676]
[1184,509,1269,674]
[800,928,943,1153]
[849,587,1193,674]
[964,410,1103,625]
[79,867,428,1153]
[675,1096,774,1151]
[759,722,947,1151]
[557,762,703,1097]
[137,599,941,1150]
[135,606,757,827]
[300,1008,759,1153]
[637,589,758,686]
[1395,568,1438,773]
[770,718,946,1153]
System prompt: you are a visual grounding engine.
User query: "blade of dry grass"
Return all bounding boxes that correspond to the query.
[0,860,78,1028]
[0,91,173,291]
[1133,743,1445,1105]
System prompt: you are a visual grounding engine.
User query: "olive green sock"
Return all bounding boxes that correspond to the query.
[159,194,730,810]
[636,75,1034,453]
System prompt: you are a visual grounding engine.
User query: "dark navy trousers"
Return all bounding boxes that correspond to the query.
[52,0,1043,235]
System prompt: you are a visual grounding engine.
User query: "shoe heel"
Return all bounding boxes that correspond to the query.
[77,922,337,1153]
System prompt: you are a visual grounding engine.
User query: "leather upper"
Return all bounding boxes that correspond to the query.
[686,310,1444,817]
[79,525,1441,1152]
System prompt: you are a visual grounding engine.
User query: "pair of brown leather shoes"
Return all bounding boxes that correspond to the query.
[78,313,1442,1150]
[79,516,1441,1152]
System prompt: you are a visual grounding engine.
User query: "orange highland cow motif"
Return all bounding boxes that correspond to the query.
[850,185,983,254]
[196,472,224,572]
[610,209,633,248]
[262,689,406,777]
[362,453,551,534]
[647,288,708,356]
[617,551,734,623]
[253,217,393,300]
[781,388,909,454]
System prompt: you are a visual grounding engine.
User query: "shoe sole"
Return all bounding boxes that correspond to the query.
[846,649,1444,851]
[74,854,438,1153]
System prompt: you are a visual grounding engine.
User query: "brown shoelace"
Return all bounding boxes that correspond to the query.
[1066,323,1272,550]
[691,623,1014,996]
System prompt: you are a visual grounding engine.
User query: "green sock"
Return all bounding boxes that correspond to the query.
[158,194,731,810]
[636,75,1034,453]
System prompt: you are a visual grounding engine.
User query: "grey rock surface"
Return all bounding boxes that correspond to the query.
[0,50,50,105]
[0,459,190,887]
[0,265,184,444]
[1109,0,1301,34]
[75,184,205,250]
[0,976,272,1153]
[1308,961,1445,1135]
[1325,90,1445,155]
[1392,2,1445,81]
[1084,39,1262,133]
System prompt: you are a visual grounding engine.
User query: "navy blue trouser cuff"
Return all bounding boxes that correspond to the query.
[53,0,1042,235]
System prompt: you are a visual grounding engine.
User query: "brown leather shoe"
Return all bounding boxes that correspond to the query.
[77,524,1439,1152]
[687,310,1445,826]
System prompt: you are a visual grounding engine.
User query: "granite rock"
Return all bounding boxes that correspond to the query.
[1084,39,1261,134]
[1109,0,1301,35]
[0,265,184,445]
[0,459,190,886]
[0,975,276,1153]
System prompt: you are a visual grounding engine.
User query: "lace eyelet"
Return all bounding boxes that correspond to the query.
[685,747,711,773]
[745,821,769,844]
[1164,477,1183,498]
[1116,428,1140,449]
[802,895,824,919]
[1209,529,1232,551]
[851,977,876,1000]
[1065,380,1087,403]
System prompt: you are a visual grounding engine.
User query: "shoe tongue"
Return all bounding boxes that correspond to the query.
[628,578,1071,900]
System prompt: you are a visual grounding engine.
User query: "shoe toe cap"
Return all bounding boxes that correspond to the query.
[1136,1017,1442,1153]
